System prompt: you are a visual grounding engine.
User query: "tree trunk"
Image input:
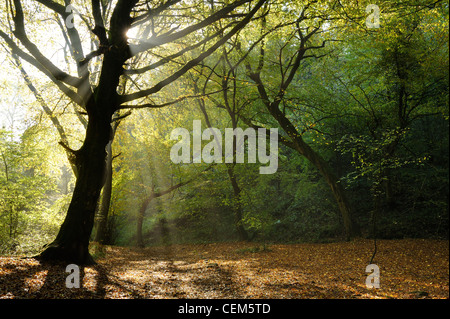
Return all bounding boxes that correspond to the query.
[136,196,152,248]
[94,139,113,244]
[226,165,249,241]
[303,145,359,239]
[38,112,111,264]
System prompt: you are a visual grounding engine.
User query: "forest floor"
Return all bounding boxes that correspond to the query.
[0,239,448,299]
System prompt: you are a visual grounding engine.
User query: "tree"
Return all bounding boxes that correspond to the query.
[216,0,361,238]
[331,0,449,236]
[1,0,267,264]
[0,127,65,254]
[190,70,251,241]
[225,0,447,239]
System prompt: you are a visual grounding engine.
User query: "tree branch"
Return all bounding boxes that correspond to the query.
[128,0,252,56]
[120,0,266,104]
[0,29,85,106]
[91,0,108,46]
[124,21,236,76]
[11,0,84,88]
[118,89,226,110]
[131,0,182,27]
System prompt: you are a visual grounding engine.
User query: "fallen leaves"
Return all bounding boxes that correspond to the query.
[0,239,448,299]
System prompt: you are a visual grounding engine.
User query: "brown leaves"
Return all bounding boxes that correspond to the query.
[0,239,448,299]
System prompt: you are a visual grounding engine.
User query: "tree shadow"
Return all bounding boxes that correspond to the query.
[0,257,111,299]
[190,262,241,298]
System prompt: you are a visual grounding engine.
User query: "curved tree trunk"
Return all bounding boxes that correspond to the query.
[298,140,360,239]
[244,56,361,239]
[263,94,360,239]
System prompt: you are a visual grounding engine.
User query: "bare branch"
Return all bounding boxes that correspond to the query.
[131,0,182,27]
[118,89,226,110]
[34,0,65,15]
[128,0,253,56]
[120,0,267,104]
[124,21,237,76]
[91,0,108,46]
[0,29,84,106]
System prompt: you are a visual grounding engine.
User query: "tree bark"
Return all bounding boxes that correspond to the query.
[38,109,112,264]
[94,139,113,244]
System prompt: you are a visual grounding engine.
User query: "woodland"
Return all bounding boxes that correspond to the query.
[0,0,448,300]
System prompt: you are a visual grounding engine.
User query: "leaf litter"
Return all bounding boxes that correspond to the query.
[0,239,448,299]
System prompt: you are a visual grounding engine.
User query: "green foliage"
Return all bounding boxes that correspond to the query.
[0,127,66,255]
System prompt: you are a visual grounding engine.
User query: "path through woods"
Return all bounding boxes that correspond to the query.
[1,239,448,299]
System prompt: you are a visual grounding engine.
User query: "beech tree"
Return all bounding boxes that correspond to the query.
[0,0,266,264]
[239,6,361,238]
[187,0,361,238]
